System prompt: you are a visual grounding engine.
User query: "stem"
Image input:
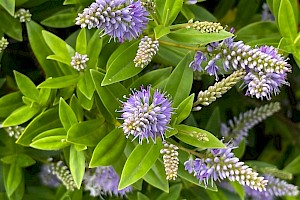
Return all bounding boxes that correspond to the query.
[159,40,205,51]
[168,139,205,158]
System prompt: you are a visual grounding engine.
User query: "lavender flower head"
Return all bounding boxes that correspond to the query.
[75,0,149,42]
[189,51,207,72]
[84,166,132,197]
[120,86,173,144]
[184,144,267,191]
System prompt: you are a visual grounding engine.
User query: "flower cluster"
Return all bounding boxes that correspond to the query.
[83,166,132,197]
[141,0,156,12]
[49,161,76,191]
[120,86,173,144]
[3,125,24,139]
[245,175,299,199]
[193,69,246,110]
[220,102,281,145]
[75,0,149,42]
[190,36,291,99]
[187,20,224,33]
[134,36,159,68]
[0,37,9,53]
[15,8,32,22]
[184,145,268,191]
[160,142,179,180]
[70,52,89,71]
[39,164,61,188]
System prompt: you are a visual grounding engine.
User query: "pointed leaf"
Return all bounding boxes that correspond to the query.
[87,30,103,69]
[38,75,80,89]
[59,98,78,130]
[0,10,22,41]
[278,0,297,39]
[0,0,15,16]
[14,71,39,101]
[70,145,85,189]
[0,92,23,118]
[77,70,95,99]
[172,94,194,125]
[283,155,300,174]
[76,28,87,54]
[156,184,182,200]
[119,141,162,190]
[41,9,78,28]
[3,164,22,197]
[1,154,35,168]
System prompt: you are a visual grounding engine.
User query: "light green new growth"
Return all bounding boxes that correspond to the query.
[187,20,224,33]
[193,69,246,110]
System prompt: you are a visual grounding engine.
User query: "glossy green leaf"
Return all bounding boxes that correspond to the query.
[67,119,108,146]
[26,20,62,77]
[77,70,95,99]
[154,43,188,66]
[167,29,233,45]
[283,155,300,174]
[1,154,35,167]
[157,0,183,26]
[70,145,85,189]
[3,164,23,197]
[119,141,162,190]
[102,40,141,86]
[91,70,128,118]
[137,192,150,200]
[154,25,171,39]
[42,30,75,62]
[14,71,39,101]
[89,128,126,167]
[278,0,297,39]
[156,184,182,200]
[59,98,78,130]
[0,10,22,41]
[63,0,91,5]
[87,30,103,69]
[17,107,62,146]
[41,9,78,28]
[164,52,193,107]
[2,105,40,127]
[0,92,23,118]
[181,4,216,21]
[172,94,194,125]
[230,181,245,200]
[0,0,15,16]
[46,54,71,65]
[76,28,87,54]
[30,128,69,150]
[129,67,172,89]
[143,160,169,193]
[175,125,225,148]
[38,88,55,107]
[38,75,80,89]
[70,95,84,122]
[76,87,94,110]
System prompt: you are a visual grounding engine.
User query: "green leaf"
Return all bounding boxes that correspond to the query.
[89,128,126,167]
[41,9,78,28]
[172,94,194,125]
[43,30,75,60]
[205,107,221,135]
[17,107,62,146]
[283,155,300,174]
[1,154,35,167]
[157,0,183,26]
[69,145,85,189]
[278,0,297,39]
[77,70,95,99]
[0,10,22,41]
[0,0,15,16]
[119,141,162,190]
[154,25,171,39]
[91,70,128,118]
[0,92,23,118]
[143,160,169,193]
[38,75,80,89]
[59,98,78,130]
[102,40,141,86]
[70,95,84,122]
[2,105,40,127]
[26,20,62,77]
[67,119,108,146]
[3,164,23,197]
[233,139,246,159]
[137,192,150,200]
[76,28,87,54]
[76,87,94,111]
[230,181,245,200]
[154,43,188,66]
[167,29,233,45]
[181,4,216,21]
[129,67,172,89]
[175,125,225,148]
[63,0,90,5]
[46,54,71,66]
[157,184,182,200]
[30,128,69,150]
[164,52,193,107]
[38,88,55,107]
[87,29,103,69]
[14,71,39,101]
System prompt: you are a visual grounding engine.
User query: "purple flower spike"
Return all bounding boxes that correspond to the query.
[189,51,207,72]
[76,0,149,42]
[120,86,173,144]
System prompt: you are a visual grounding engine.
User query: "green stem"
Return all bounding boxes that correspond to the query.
[159,40,205,51]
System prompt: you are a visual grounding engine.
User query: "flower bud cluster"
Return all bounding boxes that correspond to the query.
[134,36,159,68]
[141,0,156,12]
[160,142,179,180]
[39,164,61,188]
[187,20,223,33]
[0,37,9,53]
[49,161,76,191]
[193,69,246,110]
[184,145,268,191]
[4,125,24,139]
[70,52,89,71]
[220,102,281,145]
[15,8,32,22]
